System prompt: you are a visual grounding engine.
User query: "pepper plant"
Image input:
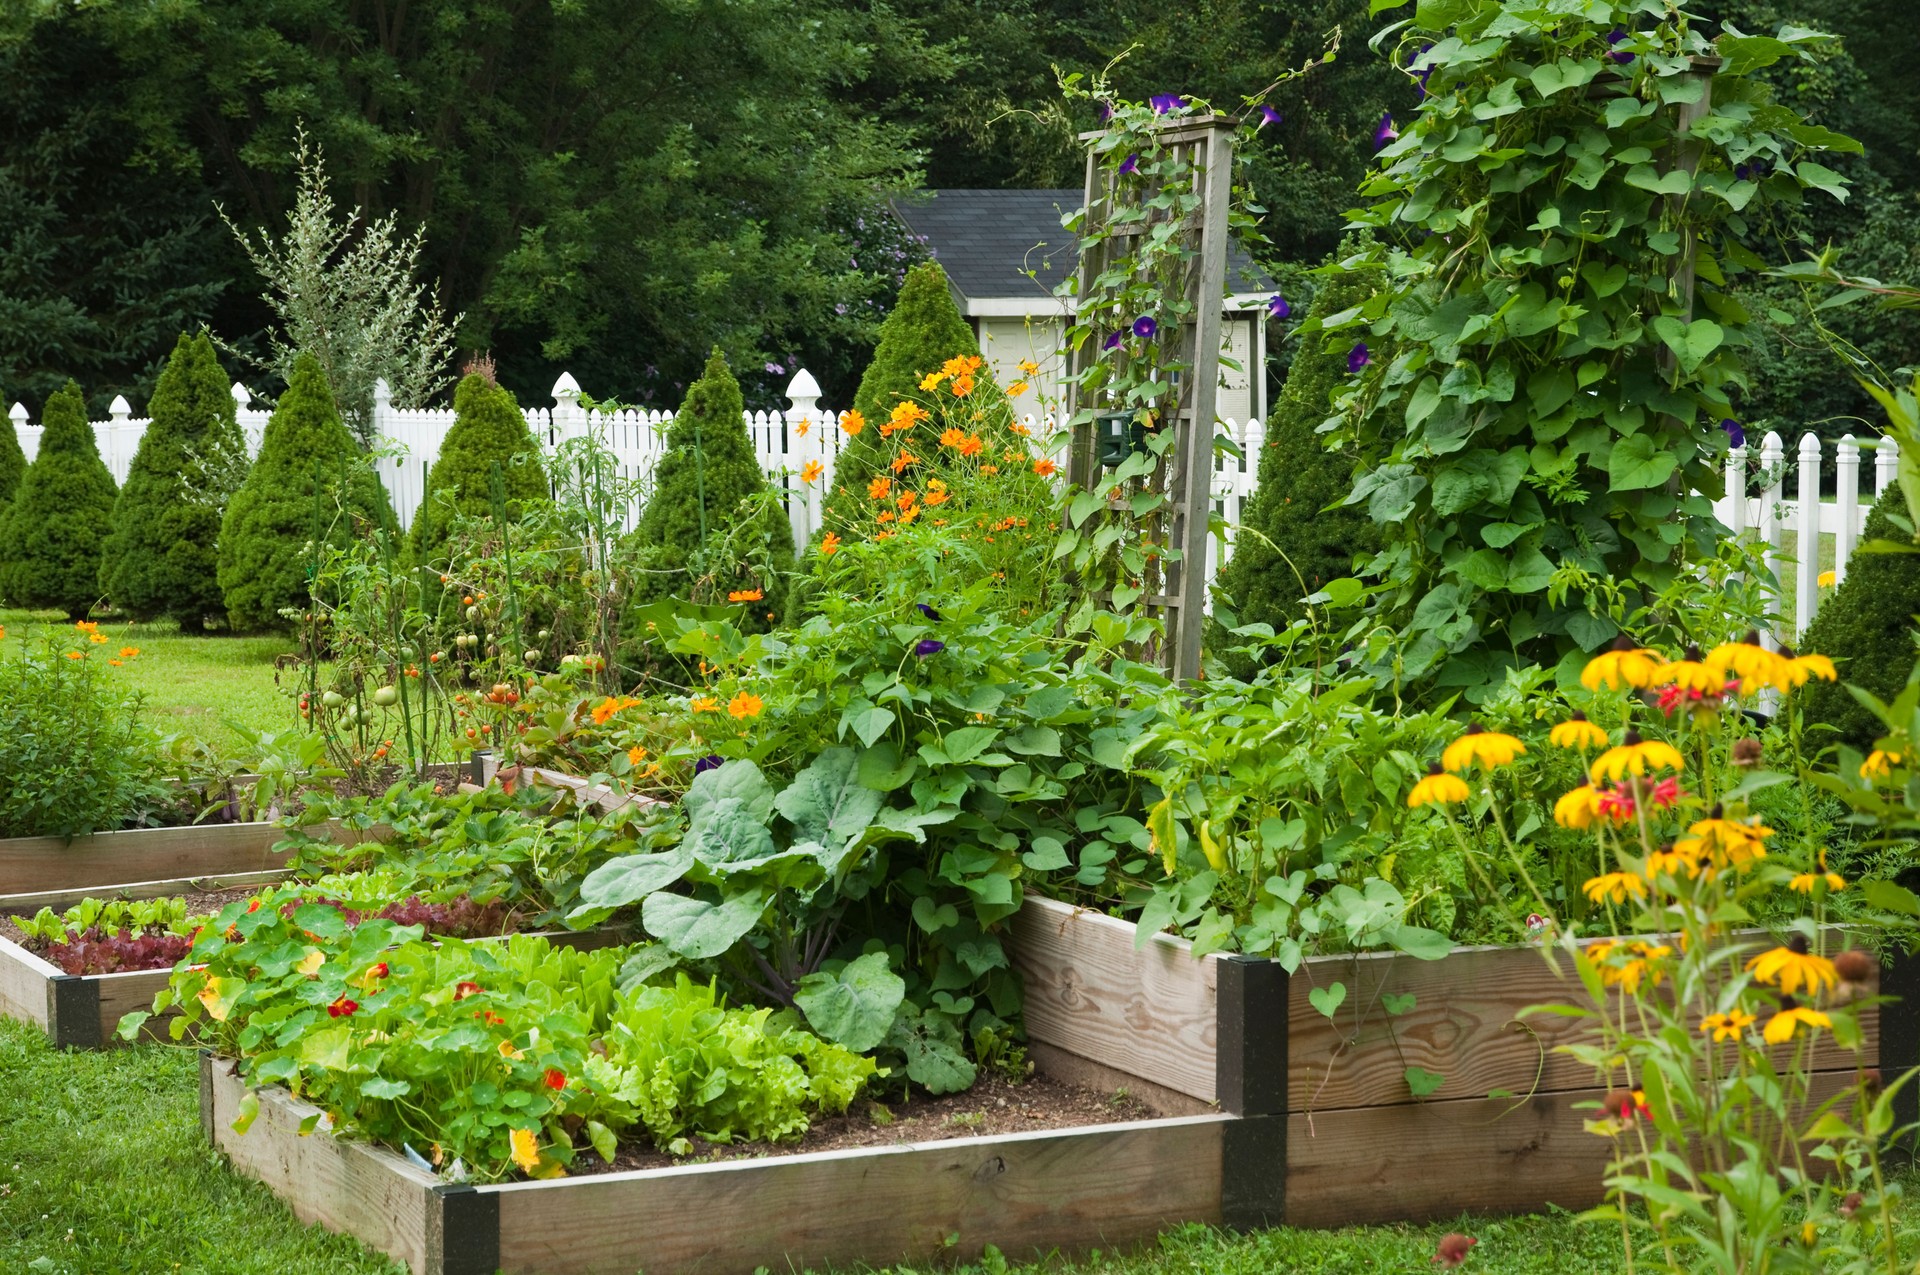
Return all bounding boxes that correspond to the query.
[1330,1,1860,693]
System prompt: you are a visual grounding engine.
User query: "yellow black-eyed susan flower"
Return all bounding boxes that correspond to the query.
[1548,712,1607,751]
[1706,630,1785,694]
[1441,723,1526,773]
[1590,731,1685,783]
[1762,1005,1832,1045]
[1775,648,1838,691]
[1581,638,1663,691]
[1789,870,1845,894]
[1583,871,1649,905]
[1644,844,1701,881]
[1408,764,1471,809]
[1862,750,1903,781]
[1653,645,1720,694]
[1747,944,1839,997]
[1700,1009,1755,1042]
[1553,785,1603,830]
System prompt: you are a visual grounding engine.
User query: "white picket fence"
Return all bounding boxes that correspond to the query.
[7,379,1878,637]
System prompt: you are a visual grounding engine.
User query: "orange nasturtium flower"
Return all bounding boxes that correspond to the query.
[727,588,764,603]
[800,460,824,484]
[728,692,764,719]
[840,409,865,436]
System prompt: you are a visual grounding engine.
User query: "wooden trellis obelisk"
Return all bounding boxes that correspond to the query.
[1065,115,1236,684]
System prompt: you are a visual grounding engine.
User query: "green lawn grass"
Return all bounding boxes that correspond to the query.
[10,1016,1897,1275]
[2,608,296,756]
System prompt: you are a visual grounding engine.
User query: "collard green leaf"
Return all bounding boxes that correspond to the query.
[774,746,885,857]
[793,952,907,1052]
[575,845,695,910]
[641,889,767,959]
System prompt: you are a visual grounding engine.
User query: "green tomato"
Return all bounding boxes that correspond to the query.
[372,685,399,707]
[321,690,348,709]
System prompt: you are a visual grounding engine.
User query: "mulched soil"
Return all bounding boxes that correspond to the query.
[568,1069,1156,1176]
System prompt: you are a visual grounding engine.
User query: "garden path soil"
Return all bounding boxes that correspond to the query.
[566,1069,1157,1176]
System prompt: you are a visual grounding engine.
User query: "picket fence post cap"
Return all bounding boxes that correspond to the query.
[784,367,821,401]
[231,382,252,408]
[372,378,392,407]
[9,402,26,424]
[109,395,132,421]
[1798,432,1822,458]
[551,372,582,404]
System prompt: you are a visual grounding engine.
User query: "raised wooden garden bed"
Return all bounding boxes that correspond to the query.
[0,760,482,913]
[0,925,628,1051]
[202,1049,1276,1275]
[1010,896,1899,1227]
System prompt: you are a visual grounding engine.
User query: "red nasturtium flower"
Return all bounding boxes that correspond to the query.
[368,963,389,980]
[246,899,261,913]
[454,981,484,1000]
[543,1068,567,1091]
[326,995,359,1019]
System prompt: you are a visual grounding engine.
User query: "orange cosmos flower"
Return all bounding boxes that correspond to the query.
[65,651,83,660]
[690,696,720,713]
[1033,458,1057,477]
[891,452,919,474]
[728,692,764,718]
[821,532,841,556]
[940,427,966,448]
[801,460,823,484]
[867,475,892,501]
[727,588,764,602]
[1007,380,1029,397]
[628,745,649,765]
[950,374,975,396]
[794,417,810,436]
[841,410,865,436]
[958,435,985,458]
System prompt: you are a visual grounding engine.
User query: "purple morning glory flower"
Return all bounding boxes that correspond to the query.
[1119,153,1139,175]
[1098,102,1113,123]
[693,754,724,775]
[1722,419,1745,449]
[1347,343,1371,374]
[1103,330,1124,351]
[1133,316,1158,340]
[1256,105,1282,128]
[1412,43,1435,94]
[914,639,945,658]
[916,603,942,621]
[1267,293,1291,319]
[1374,113,1398,149]
[1149,93,1186,115]
[764,361,784,375]
[1606,30,1635,64]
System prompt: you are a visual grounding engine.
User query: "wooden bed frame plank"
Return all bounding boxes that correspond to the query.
[1010,896,1220,1105]
[490,1114,1228,1275]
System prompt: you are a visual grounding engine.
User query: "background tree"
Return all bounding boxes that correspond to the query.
[0,407,24,505]
[408,367,549,572]
[217,354,390,631]
[222,131,460,444]
[0,381,118,619]
[1800,484,1920,747]
[625,350,795,627]
[100,333,245,628]
[822,263,981,532]
[1212,264,1384,660]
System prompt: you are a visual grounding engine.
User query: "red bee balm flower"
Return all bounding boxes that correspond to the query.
[454,981,483,1000]
[326,996,359,1018]
[543,1068,567,1091]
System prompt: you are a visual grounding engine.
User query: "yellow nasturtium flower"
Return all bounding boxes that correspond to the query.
[509,1127,542,1172]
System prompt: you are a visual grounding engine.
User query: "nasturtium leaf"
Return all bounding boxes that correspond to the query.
[576,845,695,910]
[641,889,767,959]
[794,952,907,1052]
[1404,1066,1447,1098]
[360,1076,412,1100]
